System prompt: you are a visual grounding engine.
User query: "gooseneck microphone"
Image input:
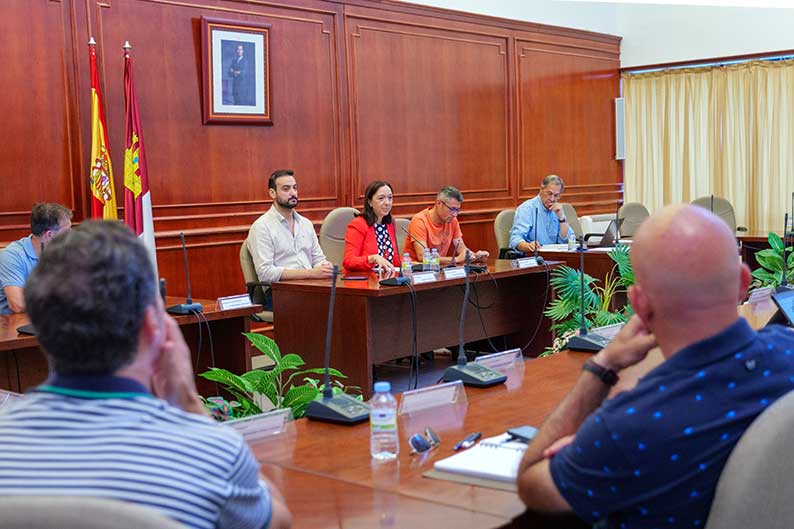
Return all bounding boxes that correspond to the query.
[399,223,427,251]
[305,265,370,424]
[533,208,544,264]
[778,212,790,292]
[565,237,612,352]
[166,232,203,315]
[442,251,506,387]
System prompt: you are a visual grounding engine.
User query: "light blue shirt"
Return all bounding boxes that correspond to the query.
[0,236,38,314]
[509,196,565,251]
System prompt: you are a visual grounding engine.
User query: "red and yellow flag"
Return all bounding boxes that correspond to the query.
[88,39,118,219]
[123,43,158,274]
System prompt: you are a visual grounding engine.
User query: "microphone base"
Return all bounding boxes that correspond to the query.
[305,393,370,425]
[166,302,204,315]
[566,333,611,353]
[379,277,411,286]
[442,362,506,387]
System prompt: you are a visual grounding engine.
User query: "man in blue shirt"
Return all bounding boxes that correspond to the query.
[0,221,291,529]
[516,205,794,529]
[509,174,570,254]
[0,203,72,314]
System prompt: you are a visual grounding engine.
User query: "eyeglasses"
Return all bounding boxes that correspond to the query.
[542,190,561,200]
[408,427,441,454]
[439,200,462,214]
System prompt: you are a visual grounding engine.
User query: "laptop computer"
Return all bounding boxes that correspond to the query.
[770,288,794,327]
[585,218,624,248]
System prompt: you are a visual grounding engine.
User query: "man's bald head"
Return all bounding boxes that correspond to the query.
[630,205,748,325]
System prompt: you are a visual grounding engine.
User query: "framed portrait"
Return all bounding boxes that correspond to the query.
[201,17,272,125]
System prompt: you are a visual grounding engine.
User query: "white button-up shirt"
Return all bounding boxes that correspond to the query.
[246,206,327,283]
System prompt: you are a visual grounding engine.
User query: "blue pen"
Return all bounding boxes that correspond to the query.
[454,432,482,451]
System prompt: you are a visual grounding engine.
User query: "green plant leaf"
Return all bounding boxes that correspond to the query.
[282,385,319,418]
[751,268,779,286]
[768,232,784,253]
[755,250,783,272]
[199,368,255,394]
[549,266,599,308]
[241,370,276,393]
[544,297,579,321]
[243,333,282,362]
[593,309,629,327]
[286,367,346,387]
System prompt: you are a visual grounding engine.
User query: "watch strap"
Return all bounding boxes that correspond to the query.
[583,359,619,386]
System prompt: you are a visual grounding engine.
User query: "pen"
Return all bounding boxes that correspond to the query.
[453,432,482,451]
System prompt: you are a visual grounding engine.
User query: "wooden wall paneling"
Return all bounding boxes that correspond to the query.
[515,35,621,214]
[0,0,82,242]
[345,9,513,211]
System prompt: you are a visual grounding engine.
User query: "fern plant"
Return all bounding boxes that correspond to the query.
[750,232,794,289]
[199,333,359,420]
[542,244,634,354]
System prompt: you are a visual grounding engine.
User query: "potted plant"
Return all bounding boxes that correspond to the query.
[199,333,360,421]
[542,244,634,356]
[749,232,793,289]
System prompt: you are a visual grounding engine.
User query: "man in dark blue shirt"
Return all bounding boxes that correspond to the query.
[516,204,794,529]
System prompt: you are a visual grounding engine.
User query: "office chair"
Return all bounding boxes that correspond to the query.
[0,496,186,529]
[617,202,650,238]
[239,241,274,323]
[691,196,747,233]
[394,217,410,255]
[561,203,584,240]
[494,208,516,258]
[319,207,358,267]
[704,390,794,529]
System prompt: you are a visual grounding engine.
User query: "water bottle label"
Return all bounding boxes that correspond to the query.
[370,409,397,432]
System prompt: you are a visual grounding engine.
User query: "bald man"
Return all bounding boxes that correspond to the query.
[516,205,794,529]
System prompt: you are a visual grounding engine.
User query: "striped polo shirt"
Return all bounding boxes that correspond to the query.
[0,375,271,529]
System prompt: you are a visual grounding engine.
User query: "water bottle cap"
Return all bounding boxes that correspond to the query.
[374,381,391,393]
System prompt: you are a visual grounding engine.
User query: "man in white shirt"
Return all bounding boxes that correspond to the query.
[247,170,333,305]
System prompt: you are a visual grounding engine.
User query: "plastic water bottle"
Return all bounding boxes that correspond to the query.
[431,248,441,272]
[401,253,413,278]
[370,381,399,461]
[567,230,577,251]
[422,248,431,271]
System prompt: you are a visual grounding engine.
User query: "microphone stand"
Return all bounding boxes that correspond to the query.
[564,236,612,352]
[305,266,370,424]
[533,207,544,265]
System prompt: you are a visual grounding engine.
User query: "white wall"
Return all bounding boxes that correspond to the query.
[407,1,794,67]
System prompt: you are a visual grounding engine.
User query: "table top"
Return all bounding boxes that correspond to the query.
[0,297,260,352]
[251,300,779,526]
[269,259,561,297]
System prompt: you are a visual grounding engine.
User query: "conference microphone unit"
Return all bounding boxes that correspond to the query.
[565,237,610,352]
[305,265,370,424]
[442,252,506,387]
[166,232,203,315]
[532,208,544,264]
[778,212,792,293]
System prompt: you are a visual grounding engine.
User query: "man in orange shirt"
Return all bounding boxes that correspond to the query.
[405,186,489,266]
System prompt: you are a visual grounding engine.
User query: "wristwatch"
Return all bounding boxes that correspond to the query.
[582,359,619,386]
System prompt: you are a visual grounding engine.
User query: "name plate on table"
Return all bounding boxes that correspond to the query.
[411,271,438,285]
[217,293,254,311]
[747,286,774,304]
[475,348,522,371]
[442,266,467,280]
[511,257,537,269]
[398,380,466,415]
[226,407,291,442]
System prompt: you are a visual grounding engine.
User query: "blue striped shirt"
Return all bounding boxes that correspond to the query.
[0,376,271,529]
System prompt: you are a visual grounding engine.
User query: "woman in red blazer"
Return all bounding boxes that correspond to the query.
[343,181,401,273]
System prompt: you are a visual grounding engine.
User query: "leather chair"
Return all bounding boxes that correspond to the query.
[319,207,358,266]
[704,390,794,529]
[494,209,516,258]
[617,202,650,238]
[239,241,274,323]
[394,217,410,255]
[0,496,186,529]
[691,196,747,232]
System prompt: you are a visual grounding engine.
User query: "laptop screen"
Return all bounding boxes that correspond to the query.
[772,289,794,327]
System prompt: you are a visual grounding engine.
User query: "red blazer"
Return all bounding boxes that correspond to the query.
[343,215,401,272]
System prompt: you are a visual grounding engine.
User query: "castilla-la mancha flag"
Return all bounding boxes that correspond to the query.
[88,38,118,220]
[122,43,157,274]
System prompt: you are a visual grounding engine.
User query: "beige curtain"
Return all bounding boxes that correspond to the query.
[623,59,794,233]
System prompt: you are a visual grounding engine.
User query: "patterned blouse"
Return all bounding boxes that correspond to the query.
[374,223,394,263]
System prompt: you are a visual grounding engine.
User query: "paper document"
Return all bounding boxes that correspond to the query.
[432,433,527,482]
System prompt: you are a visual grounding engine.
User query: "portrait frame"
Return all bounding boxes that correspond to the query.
[201,17,272,125]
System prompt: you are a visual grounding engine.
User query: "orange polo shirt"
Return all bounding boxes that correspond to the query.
[404,208,463,262]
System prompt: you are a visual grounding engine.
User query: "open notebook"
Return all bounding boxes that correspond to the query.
[432,433,527,483]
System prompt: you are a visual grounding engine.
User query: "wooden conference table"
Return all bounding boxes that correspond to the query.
[271,260,558,397]
[0,297,259,396]
[252,299,780,529]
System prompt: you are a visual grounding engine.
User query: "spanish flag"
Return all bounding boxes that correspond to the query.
[88,38,118,220]
[122,42,158,274]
